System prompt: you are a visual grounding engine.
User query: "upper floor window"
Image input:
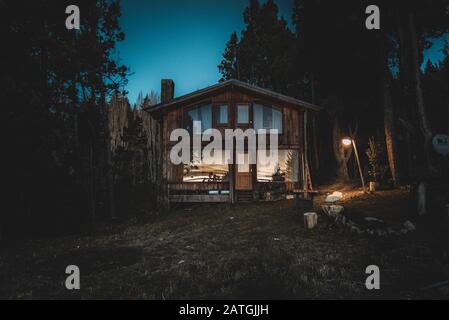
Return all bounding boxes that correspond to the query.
[237,104,250,124]
[215,104,229,124]
[254,104,283,134]
[184,104,212,133]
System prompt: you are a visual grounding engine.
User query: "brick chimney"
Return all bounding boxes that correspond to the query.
[161,79,175,104]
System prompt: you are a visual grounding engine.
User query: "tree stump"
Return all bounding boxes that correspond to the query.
[304,212,318,229]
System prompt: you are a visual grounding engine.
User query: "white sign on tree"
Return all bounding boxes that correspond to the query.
[432,134,449,156]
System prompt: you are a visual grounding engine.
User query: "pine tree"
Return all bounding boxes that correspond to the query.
[218,32,239,81]
[218,0,295,93]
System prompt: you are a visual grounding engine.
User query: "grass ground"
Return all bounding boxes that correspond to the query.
[1,188,448,299]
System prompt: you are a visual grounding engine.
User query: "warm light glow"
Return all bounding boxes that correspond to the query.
[342,138,352,146]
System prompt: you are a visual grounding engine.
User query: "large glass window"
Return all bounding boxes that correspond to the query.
[183,163,229,182]
[237,152,250,173]
[215,104,228,124]
[254,104,283,133]
[184,104,212,133]
[257,150,299,182]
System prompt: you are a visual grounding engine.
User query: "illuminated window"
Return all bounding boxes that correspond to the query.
[257,150,299,182]
[237,152,250,173]
[183,163,229,183]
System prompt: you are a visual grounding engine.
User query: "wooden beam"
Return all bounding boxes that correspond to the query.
[168,183,229,191]
[169,195,230,203]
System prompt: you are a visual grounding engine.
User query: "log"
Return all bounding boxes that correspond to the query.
[304,212,318,229]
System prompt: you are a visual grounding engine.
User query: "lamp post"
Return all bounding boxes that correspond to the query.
[342,137,366,191]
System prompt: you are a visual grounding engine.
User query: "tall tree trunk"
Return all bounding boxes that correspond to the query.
[397,15,414,182]
[378,35,399,186]
[89,141,96,224]
[85,87,97,225]
[408,13,434,176]
[383,81,399,185]
[104,97,117,220]
[331,113,352,182]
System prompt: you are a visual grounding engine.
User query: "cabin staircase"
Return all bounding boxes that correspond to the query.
[236,190,254,202]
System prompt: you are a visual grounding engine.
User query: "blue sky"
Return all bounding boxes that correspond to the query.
[116,0,294,104]
[116,0,448,105]
[423,36,448,68]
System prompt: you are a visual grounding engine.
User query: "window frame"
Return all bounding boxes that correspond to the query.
[255,148,300,183]
[213,103,230,127]
[253,102,284,134]
[182,102,213,133]
[235,103,253,127]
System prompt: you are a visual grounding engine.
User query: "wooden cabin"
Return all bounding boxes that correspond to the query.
[146,79,322,204]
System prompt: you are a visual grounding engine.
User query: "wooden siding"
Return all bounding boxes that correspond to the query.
[163,108,183,184]
[280,107,301,147]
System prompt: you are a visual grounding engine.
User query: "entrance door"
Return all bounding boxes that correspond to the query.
[235,153,252,190]
[234,104,253,191]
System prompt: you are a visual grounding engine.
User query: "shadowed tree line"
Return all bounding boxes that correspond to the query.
[1,0,132,240]
[219,0,449,190]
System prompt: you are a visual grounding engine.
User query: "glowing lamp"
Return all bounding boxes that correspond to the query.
[342,138,352,146]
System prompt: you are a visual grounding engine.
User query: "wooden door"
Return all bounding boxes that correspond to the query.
[235,154,252,190]
[234,104,253,191]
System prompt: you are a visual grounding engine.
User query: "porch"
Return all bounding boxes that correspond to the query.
[168,181,302,203]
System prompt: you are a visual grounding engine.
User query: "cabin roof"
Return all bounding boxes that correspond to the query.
[145,79,323,114]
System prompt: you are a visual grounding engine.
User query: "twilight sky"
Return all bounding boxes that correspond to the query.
[116,0,293,104]
[116,0,448,105]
